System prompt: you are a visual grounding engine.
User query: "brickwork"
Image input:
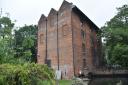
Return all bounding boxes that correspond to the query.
[71,11,83,75]
[37,0,102,79]
[37,15,46,64]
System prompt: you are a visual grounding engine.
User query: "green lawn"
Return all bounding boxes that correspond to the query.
[59,80,72,85]
[41,80,72,85]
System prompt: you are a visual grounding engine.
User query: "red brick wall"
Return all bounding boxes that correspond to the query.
[71,11,83,75]
[37,3,74,79]
[83,23,94,71]
[37,17,46,64]
[57,5,74,79]
[37,1,102,79]
[71,11,101,74]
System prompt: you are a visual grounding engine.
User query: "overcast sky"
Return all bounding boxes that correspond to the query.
[0,0,127,28]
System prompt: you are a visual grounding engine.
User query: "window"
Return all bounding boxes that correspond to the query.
[60,12,64,16]
[81,30,85,43]
[83,58,86,67]
[46,59,51,67]
[82,43,86,56]
[90,31,97,66]
[82,44,86,67]
[40,34,44,44]
[90,33,94,47]
[62,25,69,36]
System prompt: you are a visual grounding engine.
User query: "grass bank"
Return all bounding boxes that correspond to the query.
[59,80,72,85]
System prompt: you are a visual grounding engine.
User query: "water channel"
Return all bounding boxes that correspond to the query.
[88,78,128,85]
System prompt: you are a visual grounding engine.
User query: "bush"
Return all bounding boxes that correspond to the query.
[0,63,55,85]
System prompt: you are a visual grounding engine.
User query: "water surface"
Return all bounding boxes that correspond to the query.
[88,78,128,85]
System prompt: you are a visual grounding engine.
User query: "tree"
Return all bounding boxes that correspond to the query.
[0,16,37,63]
[102,5,128,67]
[14,25,37,62]
[0,17,15,63]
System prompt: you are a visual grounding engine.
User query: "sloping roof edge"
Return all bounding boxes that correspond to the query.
[47,8,57,17]
[38,14,46,25]
[72,6,100,31]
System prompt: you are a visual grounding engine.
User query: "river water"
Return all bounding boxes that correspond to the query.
[88,78,128,85]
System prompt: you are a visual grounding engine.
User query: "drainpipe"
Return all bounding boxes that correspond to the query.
[71,11,75,76]
[45,18,48,64]
[36,25,39,63]
[57,12,60,70]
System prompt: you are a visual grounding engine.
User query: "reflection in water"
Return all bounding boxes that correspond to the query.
[88,78,128,85]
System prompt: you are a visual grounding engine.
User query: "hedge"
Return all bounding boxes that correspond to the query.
[0,63,55,85]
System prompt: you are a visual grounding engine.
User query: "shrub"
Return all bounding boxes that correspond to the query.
[0,63,55,85]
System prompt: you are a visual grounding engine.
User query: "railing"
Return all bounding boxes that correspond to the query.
[83,67,128,75]
[93,67,128,75]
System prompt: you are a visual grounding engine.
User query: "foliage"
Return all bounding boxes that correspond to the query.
[0,63,55,85]
[14,25,37,62]
[0,17,15,63]
[101,5,128,67]
[0,16,37,63]
[0,17,14,37]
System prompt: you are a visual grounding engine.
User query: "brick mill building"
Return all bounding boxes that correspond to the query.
[37,0,102,79]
